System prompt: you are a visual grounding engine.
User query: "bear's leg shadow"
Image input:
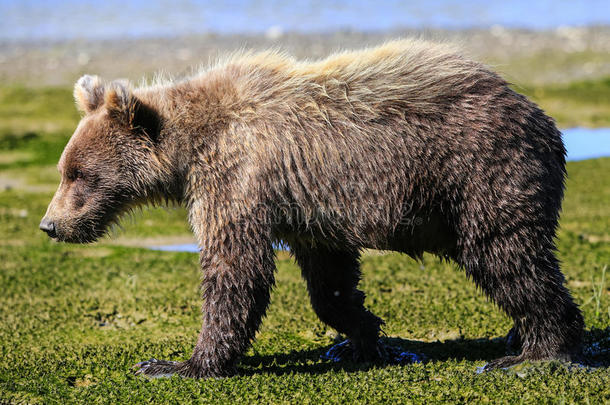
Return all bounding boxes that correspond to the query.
[458,229,584,370]
[292,244,393,363]
[134,219,276,378]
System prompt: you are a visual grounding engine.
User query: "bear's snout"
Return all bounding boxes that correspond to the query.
[39,217,57,238]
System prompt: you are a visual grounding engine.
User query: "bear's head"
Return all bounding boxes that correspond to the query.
[40,75,165,243]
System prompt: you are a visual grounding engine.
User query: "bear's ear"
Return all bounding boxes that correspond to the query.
[74,75,105,113]
[105,81,160,141]
[104,80,132,118]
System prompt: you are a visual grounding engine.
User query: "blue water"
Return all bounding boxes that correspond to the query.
[563,128,610,161]
[151,127,610,254]
[149,243,201,252]
[2,0,609,41]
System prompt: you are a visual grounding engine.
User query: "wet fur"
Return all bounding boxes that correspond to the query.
[44,39,583,378]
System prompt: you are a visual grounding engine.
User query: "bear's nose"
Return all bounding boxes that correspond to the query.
[39,217,57,238]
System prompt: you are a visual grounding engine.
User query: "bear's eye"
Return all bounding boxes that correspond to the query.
[70,169,84,181]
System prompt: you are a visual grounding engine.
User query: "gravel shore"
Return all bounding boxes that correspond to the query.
[1,26,609,87]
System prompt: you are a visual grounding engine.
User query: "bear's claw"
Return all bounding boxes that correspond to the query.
[133,358,181,378]
[321,339,424,364]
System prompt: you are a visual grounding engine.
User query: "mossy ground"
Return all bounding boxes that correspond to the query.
[0,82,608,404]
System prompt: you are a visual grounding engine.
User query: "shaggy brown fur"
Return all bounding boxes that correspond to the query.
[40,39,584,378]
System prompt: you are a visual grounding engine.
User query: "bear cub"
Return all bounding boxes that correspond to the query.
[41,40,584,378]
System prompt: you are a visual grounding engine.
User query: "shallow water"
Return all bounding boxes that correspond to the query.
[562,128,610,161]
[151,127,610,254]
[2,0,609,40]
[149,243,201,253]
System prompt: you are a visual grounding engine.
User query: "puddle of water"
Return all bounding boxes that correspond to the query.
[151,127,609,253]
[149,243,200,253]
[150,243,287,253]
[563,127,610,161]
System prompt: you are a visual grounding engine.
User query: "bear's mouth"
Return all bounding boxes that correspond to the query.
[51,214,116,244]
[53,228,104,244]
[44,198,147,244]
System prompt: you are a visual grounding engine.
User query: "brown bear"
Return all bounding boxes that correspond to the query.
[40,39,584,378]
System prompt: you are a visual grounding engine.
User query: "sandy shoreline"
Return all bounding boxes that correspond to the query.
[1,27,609,87]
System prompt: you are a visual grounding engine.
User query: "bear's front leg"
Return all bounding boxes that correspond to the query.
[134,219,276,378]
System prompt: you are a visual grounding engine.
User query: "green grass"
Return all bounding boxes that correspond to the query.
[0,85,609,403]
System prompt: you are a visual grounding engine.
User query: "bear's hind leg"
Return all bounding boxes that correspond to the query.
[292,244,385,362]
[459,232,584,370]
